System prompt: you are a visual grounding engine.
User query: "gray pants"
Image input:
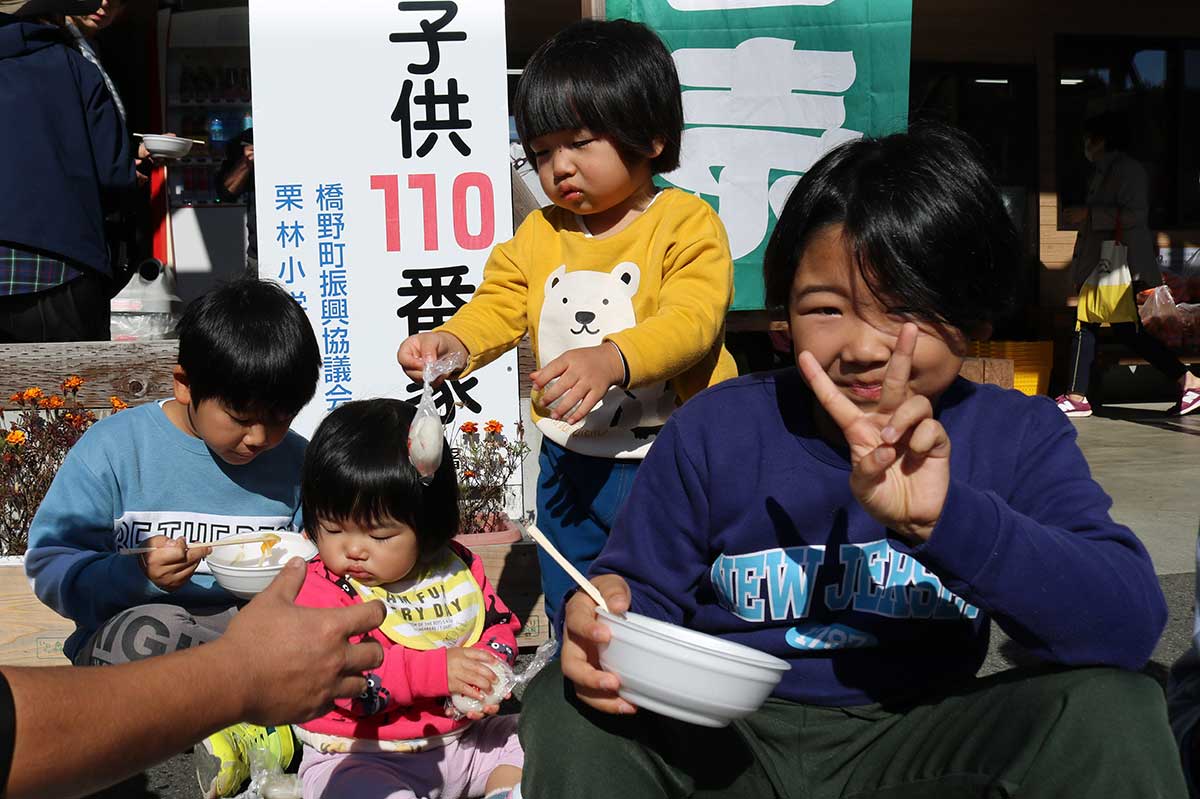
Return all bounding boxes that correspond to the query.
[72,603,239,666]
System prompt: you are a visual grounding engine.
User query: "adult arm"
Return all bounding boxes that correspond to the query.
[3,559,384,799]
[216,146,252,202]
[81,65,135,199]
[604,205,734,389]
[910,397,1166,669]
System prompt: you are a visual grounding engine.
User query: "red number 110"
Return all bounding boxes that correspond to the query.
[369,172,495,252]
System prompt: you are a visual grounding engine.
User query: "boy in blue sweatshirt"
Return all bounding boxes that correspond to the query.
[518,127,1185,797]
[25,278,320,797]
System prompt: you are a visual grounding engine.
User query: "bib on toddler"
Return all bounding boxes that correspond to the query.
[348,548,485,649]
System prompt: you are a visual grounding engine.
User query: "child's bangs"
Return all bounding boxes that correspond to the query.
[306,461,418,534]
[841,212,950,328]
[516,65,609,146]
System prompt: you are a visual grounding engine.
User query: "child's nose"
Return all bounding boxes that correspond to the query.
[552,148,574,178]
[243,424,268,448]
[842,324,891,365]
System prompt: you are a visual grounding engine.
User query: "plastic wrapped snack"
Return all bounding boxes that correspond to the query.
[408,352,465,483]
[1140,284,1184,349]
[446,637,557,719]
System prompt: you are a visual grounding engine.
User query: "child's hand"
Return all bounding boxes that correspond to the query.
[396,332,468,384]
[446,647,504,711]
[531,343,625,425]
[798,323,950,542]
[138,536,211,592]
[561,574,637,715]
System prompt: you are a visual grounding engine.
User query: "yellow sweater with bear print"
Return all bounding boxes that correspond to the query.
[438,188,737,459]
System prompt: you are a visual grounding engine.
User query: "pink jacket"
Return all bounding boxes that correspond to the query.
[294,541,521,742]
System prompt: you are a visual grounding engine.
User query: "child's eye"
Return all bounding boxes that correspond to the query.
[805,306,840,317]
[370,535,392,542]
[531,150,548,161]
[323,528,342,536]
[572,139,594,148]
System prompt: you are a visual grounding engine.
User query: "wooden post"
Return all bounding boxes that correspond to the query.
[582,0,605,19]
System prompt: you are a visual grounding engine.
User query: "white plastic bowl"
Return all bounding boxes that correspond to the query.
[205,531,316,599]
[140,134,192,158]
[596,610,790,728]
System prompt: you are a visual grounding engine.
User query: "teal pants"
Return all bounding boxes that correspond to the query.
[519,661,1186,798]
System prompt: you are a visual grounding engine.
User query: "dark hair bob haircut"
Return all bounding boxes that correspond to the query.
[514,18,683,175]
[176,278,320,418]
[763,123,1023,333]
[301,399,460,558]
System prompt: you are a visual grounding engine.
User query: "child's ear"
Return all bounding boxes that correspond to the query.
[171,365,193,407]
[647,138,665,159]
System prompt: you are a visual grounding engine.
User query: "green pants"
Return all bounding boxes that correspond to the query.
[518,661,1185,798]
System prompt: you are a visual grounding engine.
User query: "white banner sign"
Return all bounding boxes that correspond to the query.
[249,0,518,438]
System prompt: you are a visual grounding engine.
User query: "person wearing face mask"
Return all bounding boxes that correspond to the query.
[1056,112,1200,418]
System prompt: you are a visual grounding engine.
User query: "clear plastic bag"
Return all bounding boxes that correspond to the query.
[228,740,302,799]
[445,637,557,719]
[1140,284,1185,349]
[408,352,465,483]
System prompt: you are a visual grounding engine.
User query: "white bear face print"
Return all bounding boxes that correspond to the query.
[533,261,676,459]
[536,262,641,364]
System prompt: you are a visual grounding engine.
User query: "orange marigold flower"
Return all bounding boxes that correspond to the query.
[62,375,84,392]
[459,421,478,434]
[109,396,129,411]
[8,392,22,405]
[22,387,43,402]
[463,469,477,479]
[38,396,65,409]
[5,430,26,446]
[484,420,503,435]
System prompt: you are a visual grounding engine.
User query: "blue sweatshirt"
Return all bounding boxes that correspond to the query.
[25,402,307,659]
[591,370,1166,707]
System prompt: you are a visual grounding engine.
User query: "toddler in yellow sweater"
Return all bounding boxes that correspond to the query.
[397,18,736,626]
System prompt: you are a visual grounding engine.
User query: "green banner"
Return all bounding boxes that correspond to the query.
[608,0,912,310]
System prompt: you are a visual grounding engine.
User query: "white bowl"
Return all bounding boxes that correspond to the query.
[140,134,192,158]
[206,531,317,599]
[596,610,790,728]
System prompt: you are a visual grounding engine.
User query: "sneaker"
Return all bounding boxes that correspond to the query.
[1055,394,1093,418]
[1180,388,1200,417]
[195,723,295,799]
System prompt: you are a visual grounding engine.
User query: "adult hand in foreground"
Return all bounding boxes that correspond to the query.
[560,573,637,715]
[798,322,950,543]
[212,557,386,725]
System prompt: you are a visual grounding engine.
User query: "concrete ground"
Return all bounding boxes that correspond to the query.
[94,401,1200,798]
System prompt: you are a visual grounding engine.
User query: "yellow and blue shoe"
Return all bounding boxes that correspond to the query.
[194,722,295,798]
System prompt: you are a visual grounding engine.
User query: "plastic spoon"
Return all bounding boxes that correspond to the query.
[525,523,610,613]
[119,532,280,556]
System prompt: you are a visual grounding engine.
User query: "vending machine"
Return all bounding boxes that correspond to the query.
[159,5,252,304]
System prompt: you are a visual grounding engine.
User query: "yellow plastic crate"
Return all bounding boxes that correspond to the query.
[967,340,1054,397]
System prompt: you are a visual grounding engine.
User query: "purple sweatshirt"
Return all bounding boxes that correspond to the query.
[590,370,1166,707]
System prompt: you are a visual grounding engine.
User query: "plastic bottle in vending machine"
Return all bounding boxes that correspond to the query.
[207,115,225,159]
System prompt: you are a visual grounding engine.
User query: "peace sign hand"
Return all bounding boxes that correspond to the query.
[798,323,950,542]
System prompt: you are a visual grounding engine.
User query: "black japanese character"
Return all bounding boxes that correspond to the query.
[389,1,465,75]
[405,377,480,425]
[396,265,475,333]
[391,78,472,158]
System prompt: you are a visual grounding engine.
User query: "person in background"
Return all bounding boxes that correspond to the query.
[0,0,135,341]
[217,127,257,276]
[0,559,387,799]
[1056,111,1200,418]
